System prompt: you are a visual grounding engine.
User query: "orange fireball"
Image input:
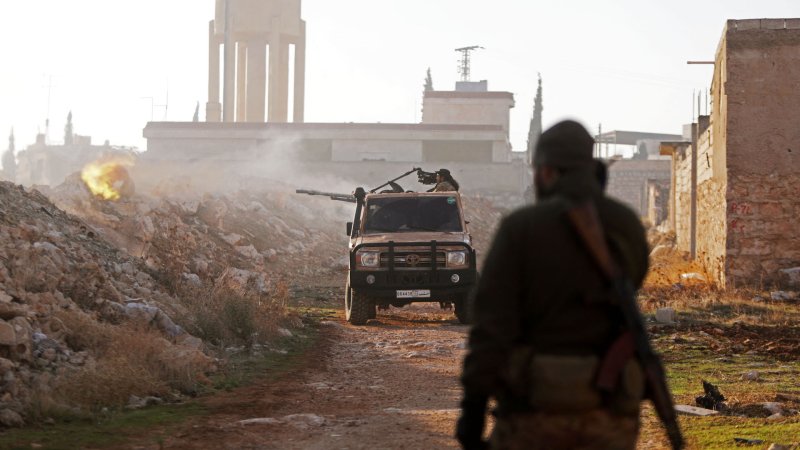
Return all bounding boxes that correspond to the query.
[81,157,135,201]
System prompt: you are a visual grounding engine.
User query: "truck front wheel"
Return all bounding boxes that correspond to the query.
[454,296,471,325]
[346,283,374,325]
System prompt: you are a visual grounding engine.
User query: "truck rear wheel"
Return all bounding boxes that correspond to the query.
[346,284,374,325]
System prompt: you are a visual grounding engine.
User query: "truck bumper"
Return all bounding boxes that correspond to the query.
[350,269,477,302]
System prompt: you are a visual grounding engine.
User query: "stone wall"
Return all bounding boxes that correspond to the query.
[695,121,728,285]
[673,149,692,254]
[721,20,800,286]
[726,173,800,286]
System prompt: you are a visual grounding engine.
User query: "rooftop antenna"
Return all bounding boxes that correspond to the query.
[456,46,483,82]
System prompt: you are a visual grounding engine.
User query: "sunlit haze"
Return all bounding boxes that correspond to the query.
[1,0,798,153]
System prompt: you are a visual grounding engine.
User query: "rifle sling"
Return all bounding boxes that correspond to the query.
[596,331,636,392]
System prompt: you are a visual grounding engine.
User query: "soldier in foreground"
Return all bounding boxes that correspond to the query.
[456,120,683,449]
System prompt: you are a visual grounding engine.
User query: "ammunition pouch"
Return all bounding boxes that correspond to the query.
[505,347,645,416]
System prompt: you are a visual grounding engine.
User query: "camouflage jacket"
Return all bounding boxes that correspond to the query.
[460,176,649,402]
[432,181,456,192]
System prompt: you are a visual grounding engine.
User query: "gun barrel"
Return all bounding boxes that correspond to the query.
[295,189,357,203]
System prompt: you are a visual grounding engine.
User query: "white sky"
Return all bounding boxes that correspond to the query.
[0,0,798,154]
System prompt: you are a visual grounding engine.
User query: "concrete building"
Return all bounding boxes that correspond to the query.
[144,2,529,202]
[14,133,130,187]
[206,0,306,123]
[145,81,524,199]
[661,19,800,288]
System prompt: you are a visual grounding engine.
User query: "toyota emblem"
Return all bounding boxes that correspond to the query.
[405,254,421,267]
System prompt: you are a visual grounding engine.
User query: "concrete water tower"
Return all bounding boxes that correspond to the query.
[206,0,306,123]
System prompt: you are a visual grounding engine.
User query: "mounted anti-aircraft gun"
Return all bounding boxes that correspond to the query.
[294,167,477,326]
[294,167,441,202]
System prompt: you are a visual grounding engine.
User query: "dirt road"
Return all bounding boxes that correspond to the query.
[143,303,469,450]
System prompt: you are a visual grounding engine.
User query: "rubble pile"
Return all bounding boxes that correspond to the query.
[0,182,214,425]
[44,176,350,288]
[645,229,711,288]
[461,196,507,261]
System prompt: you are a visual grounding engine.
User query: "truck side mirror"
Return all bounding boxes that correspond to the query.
[346,222,353,236]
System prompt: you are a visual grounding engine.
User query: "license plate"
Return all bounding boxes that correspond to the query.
[396,289,431,299]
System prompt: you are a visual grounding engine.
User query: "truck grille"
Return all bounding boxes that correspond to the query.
[380,251,446,269]
[396,273,432,285]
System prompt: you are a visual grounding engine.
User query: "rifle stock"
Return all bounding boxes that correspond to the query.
[567,203,685,450]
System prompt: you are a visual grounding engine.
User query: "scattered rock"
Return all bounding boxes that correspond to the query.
[733,437,765,445]
[680,272,707,282]
[126,395,164,410]
[767,444,792,450]
[763,402,783,416]
[0,320,16,346]
[277,328,293,338]
[283,414,327,429]
[238,417,283,426]
[676,405,721,416]
[0,409,24,427]
[741,371,760,381]
[770,291,798,302]
[182,273,202,286]
[778,267,800,288]
[655,308,677,324]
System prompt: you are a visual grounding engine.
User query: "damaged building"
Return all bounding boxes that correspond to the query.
[661,19,800,288]
[13,113,133,187]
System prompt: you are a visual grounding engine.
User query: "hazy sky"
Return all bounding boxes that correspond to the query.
[1,0,798,154]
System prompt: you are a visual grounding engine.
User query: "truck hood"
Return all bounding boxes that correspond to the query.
[355,231,471,247]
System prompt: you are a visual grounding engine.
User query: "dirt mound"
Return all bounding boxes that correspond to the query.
[645,229,711,288]
[0,182,214,425]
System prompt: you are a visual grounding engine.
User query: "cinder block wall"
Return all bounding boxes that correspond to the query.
[607,160,671,218]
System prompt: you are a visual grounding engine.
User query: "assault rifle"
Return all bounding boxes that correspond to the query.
[566,201,684,450]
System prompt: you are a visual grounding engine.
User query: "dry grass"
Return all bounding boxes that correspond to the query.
[175,279,290,349]
[54,311,211,412]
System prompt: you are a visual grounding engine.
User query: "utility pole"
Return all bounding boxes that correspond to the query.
[597,123,602,159]
[141,97,155,121]
[42,75,54,144]
[455,46,483,82]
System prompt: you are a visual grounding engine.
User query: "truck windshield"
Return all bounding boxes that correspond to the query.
[363,196,463,233]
